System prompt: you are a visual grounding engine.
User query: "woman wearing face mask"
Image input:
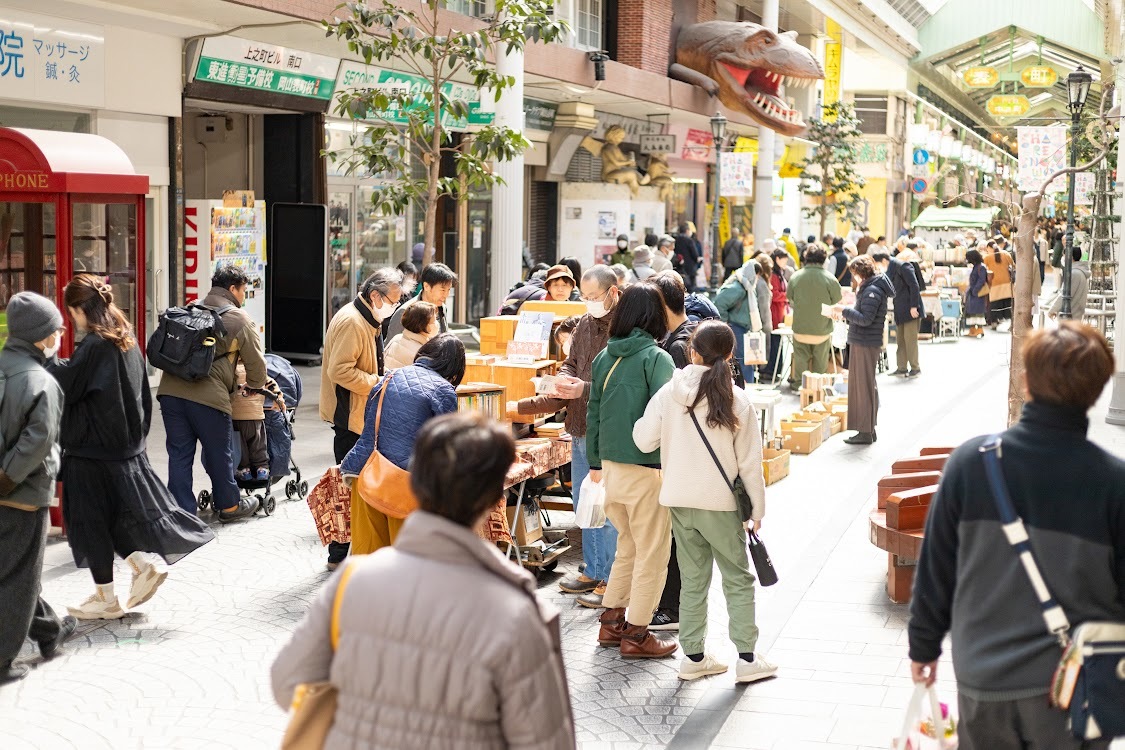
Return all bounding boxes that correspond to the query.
[49,275,215,620]
[830,256,893,446]
[509,267,621,603]
[610,234,632,267]
[384,302,438,371]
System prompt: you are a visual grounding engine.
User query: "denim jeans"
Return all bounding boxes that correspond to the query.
[159,395,240,513]
[729,323,757,385]
[571,436,617,582]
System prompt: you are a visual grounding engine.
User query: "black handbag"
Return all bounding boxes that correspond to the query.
[748,531,779,587]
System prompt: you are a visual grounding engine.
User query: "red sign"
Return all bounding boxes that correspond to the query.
[0,171,54,191]
[681,129,715,162]
[184,206,202,304]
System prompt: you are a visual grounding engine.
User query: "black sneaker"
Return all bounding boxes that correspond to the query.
[907,369,922,378]
[39,616,77,659]
[889,369,909,377]
[218,497,260,522]
[650,609,680,631]
[0,662,28,685]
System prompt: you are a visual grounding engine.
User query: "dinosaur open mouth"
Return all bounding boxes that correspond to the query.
[721,62,815,125]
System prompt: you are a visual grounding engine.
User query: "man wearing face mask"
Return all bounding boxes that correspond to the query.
[609,233,632,267]
[158,265,266,521]
[509,266,620,602]
[319,267,403,569]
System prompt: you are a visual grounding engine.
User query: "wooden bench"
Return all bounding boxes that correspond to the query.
[890,454,950,475]
[920,446,956,457]
[870,485,937,603]
[877,471,942,510]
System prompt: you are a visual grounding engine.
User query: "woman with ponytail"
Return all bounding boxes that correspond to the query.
[48,275,213,620]
[633,320,775,684]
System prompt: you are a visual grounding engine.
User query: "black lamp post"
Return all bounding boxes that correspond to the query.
[709,111,727,289]
[1061,64,1093,319]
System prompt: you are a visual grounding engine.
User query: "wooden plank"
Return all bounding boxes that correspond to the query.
[891,454,950,474]
[885,486,937,530]
[920,446,957,456]
[877,471,942,509]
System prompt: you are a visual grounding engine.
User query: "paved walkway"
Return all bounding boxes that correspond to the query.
[3,330,1123,750]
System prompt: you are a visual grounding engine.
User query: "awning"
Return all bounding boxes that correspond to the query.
[0,127,149,195]
[912,205,998,229]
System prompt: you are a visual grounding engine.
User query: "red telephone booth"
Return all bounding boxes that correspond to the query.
[0,127,149,353]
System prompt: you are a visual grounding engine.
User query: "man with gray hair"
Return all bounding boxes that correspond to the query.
[319,267,403,569]
[652,234,675,274]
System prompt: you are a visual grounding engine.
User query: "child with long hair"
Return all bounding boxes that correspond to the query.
[49,275,214,619]
[632,320,776,683]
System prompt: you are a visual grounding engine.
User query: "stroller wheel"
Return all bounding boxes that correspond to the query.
[285,480,297,500]
[299,480,309,498]
[198,490,212,512]
[264,496,276,516]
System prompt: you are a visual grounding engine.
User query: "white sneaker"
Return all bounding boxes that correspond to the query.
[68,589,125,621]
[678,654,729,681]
[735,655,778,683]
[125,552,167,609]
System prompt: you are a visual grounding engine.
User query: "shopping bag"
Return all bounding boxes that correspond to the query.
[747,531,778,586]
[575,478,606,529]
[743,331,768,365]
[892,684,958,749]
[831,320,849,349]
[306,467,352,546]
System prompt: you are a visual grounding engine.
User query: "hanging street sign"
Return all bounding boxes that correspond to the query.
[987,95,1031,117]
[963,66,1000,88]
[194,35,338,100]
[1020,66,1058,88]
[912,148,930,165]
[911,177,929,194]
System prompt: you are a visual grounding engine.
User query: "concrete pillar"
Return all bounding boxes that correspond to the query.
[752,0,779,250]
[1105,63,1125,424]
[490,45,525,315]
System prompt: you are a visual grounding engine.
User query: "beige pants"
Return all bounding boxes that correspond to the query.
[895,318,920,371]
[601,461,671,627]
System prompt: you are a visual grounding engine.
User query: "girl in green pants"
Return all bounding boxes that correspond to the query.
[632,321,777,683]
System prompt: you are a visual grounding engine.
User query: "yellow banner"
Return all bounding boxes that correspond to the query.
[823,19,842,119]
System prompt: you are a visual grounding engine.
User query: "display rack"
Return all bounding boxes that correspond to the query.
[456,382,506,420]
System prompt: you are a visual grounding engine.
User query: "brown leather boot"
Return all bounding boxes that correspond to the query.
[619,623,677,659]
[597,607,626,647]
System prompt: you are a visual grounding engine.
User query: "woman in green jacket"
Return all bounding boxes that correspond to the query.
[714,259,769,384]
[587,283,676,659]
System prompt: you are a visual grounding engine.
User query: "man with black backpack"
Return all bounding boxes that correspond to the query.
[155,265,265,520]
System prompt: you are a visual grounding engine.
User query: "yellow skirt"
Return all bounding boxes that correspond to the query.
[349,485,405,555]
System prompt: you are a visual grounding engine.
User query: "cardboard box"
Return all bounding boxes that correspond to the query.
[830,404,848,431]
[829,415,843,435]
[505,503,543,545]
[762,448,790,485]
[786,411,832,442]
[780,423,822,454]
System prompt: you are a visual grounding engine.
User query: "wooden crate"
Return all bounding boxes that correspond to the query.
[478,316,520,356]
[464,359,558,424]
[762,448,790,485]
[519,300,587,318]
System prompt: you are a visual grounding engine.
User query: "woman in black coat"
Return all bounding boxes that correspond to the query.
[832,256,893,445]
[50,276,214,621]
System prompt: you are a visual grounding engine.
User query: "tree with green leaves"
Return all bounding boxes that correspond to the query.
[796,101,867,239]
[325,1,567,267]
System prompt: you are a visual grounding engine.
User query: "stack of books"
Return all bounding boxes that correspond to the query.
[536,422,568,439]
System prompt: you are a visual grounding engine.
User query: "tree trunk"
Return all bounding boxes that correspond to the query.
[1008,192,1043,425]
[423,155,439,267]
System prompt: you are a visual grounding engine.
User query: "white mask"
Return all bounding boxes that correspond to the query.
[561,338,572,357]
[371,298,393,323]
[617,240,628,250]
[586,300,610,319]
[42,340,60,358]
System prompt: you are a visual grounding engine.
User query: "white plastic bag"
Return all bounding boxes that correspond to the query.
[575,478,606,529]
[892,684,958,749]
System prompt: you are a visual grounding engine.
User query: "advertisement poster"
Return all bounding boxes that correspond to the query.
[507,311,554,363]
[720,152,754,197]
[1074,172,1095,205]
[1017,127,1067,193]
[597,211,617,239]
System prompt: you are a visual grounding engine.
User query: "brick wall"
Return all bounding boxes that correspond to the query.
[614,0,674,75]
[697,0,717,22]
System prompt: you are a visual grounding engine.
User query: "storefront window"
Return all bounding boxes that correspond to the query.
[671,182,700,230]
[356,186,407,280]
[576,0,602,49]
[0,201,54,344]
[328,190,355,317]
[0,105,91,133]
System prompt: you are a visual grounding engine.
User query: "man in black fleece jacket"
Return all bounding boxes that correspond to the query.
[909,323,1125,750]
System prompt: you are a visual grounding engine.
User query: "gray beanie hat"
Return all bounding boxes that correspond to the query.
[7,291,63,344]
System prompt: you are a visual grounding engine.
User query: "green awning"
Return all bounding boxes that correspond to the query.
[912,206,999,229]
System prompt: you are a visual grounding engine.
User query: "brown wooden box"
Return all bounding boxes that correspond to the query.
[885,486,937,531]
[478,316,520,356]
[920,446,957,456]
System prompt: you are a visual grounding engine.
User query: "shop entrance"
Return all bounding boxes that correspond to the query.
[0,128,148,351]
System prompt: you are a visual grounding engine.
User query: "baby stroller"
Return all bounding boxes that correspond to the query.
[198,354,308,518]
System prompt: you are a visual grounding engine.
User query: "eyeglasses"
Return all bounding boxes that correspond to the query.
[580,288,611,303]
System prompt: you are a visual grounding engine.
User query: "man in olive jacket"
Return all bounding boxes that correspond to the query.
[157,265,266,520]
[786,245,843,390]
[0,292,74,684]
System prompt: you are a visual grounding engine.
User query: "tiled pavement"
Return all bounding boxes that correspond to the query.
[3,329,1124,750]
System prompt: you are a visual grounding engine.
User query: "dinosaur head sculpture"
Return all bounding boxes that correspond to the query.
[672,21,824,137]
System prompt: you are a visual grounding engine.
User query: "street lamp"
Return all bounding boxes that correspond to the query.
[709,111,727,289]
[1060,64,1093,319]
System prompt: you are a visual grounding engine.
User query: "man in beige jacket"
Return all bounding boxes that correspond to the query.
[319,267,403,568]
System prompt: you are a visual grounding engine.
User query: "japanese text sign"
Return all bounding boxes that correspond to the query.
[720,151,754,197]
[0,11,104,108]
[987,95,1031,117]
[1021,66,1057,88]
[1017,126,1067,193]
[332,61,492,131]
[962,66,999,88]
[195,36,338,101]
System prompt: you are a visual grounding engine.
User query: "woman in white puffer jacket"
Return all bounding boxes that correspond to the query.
[632,320,776,685]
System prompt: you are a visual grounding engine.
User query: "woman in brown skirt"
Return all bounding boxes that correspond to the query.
[832,256,894,445]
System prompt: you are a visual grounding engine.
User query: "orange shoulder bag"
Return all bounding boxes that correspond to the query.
[357,371,418,519]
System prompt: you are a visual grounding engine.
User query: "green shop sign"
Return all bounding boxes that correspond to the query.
[193,35,339,101]
[335,62,493,130]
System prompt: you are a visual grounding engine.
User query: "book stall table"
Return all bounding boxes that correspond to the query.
[478,437,574,578]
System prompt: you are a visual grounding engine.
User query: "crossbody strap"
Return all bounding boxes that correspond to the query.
[602,357,623,391]
[330,561,358,651]
[979,436,1071,646]
[688,407,735,495]
[372,371,395,450]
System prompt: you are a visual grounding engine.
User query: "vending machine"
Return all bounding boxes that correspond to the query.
[184,199,267,342]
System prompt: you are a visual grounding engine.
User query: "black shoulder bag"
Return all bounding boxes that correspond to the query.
[688,408,778,586]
